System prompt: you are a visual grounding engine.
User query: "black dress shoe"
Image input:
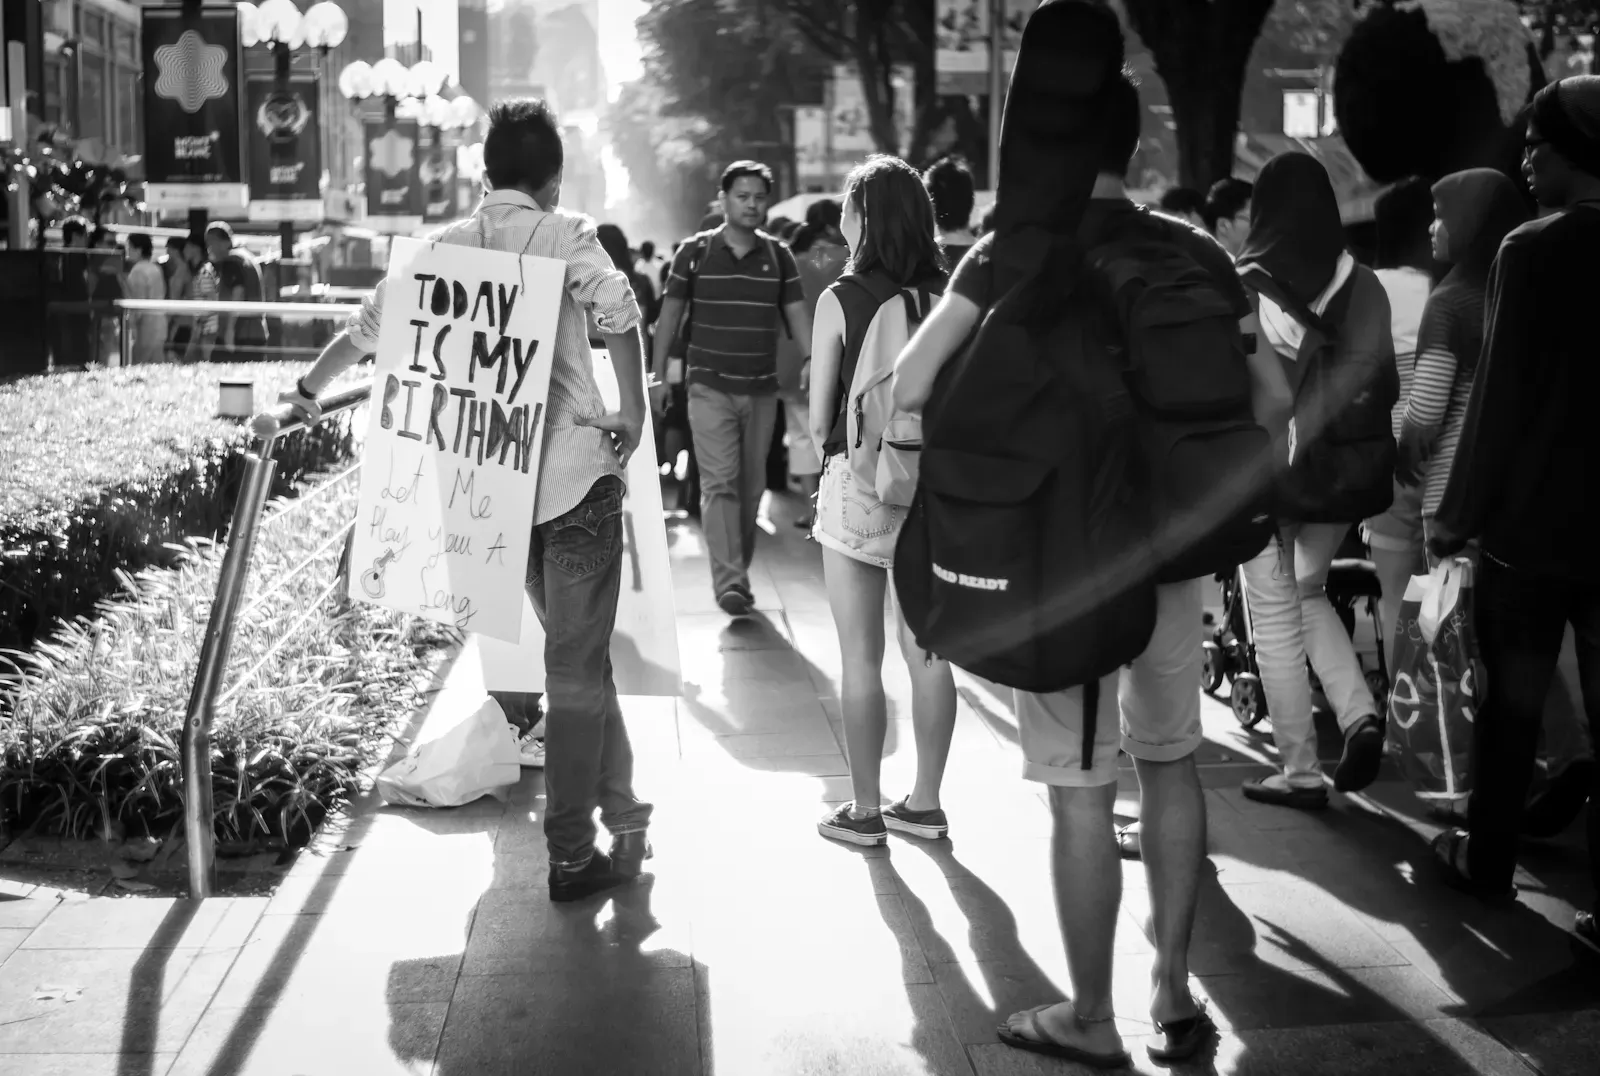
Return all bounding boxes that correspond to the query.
[610,831,654,878]
[549,851,629,902]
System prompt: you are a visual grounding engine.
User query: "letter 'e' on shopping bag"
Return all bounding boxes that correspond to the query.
[377,696,522,808]
[1386,558,1482,802]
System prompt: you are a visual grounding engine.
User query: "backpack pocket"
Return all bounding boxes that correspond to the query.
[1144,419,1275,581]
[1125,284,1252,417]
[875,414,923,507]
[906,449,1052,684]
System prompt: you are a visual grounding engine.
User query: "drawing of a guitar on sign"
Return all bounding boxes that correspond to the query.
[360,548,399,599]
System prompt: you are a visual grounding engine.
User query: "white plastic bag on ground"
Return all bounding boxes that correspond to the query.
[377,697,521,808]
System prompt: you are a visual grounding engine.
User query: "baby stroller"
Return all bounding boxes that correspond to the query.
[1202,527,1391,729]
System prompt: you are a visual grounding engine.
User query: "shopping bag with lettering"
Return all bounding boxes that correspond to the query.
[1386,558,1482,802]
[377,696,521,808]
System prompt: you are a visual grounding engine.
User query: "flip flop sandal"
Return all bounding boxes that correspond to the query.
[996,1004,1132,1070]
[1147,1003,1216,1064]
[1574,912,1600,959]
[1430,830,1516,906]
[1116,824,1141,859]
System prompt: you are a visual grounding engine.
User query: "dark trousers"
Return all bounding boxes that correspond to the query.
[1468,557,1600,908]
[523,475,652,866]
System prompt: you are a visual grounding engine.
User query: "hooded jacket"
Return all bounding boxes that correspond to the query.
[1400,168,1528,516]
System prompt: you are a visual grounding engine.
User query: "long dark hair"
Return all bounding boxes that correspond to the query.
[842,156,945,287]
[595,223,633,273]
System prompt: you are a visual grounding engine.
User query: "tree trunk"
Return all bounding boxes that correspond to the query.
[852,0,901,154]
[1124,0,1274,192]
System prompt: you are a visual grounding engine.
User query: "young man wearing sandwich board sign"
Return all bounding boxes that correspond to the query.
[274,99,654,904]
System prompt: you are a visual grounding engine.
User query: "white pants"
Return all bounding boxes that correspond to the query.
[1241,522,1378,787]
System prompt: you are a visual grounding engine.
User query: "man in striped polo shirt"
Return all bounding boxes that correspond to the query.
[653,161,812,616]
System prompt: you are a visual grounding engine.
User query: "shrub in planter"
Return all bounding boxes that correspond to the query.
[0,467,453,847]
[0,362,363,654]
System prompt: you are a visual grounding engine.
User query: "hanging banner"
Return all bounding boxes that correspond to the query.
[474,350,681,697]
[140,5,247,211]
[245,72,322,222]
[347,238,564,642]
[936,0,1037,95]
[365,119,423,231]
[421,134,460,223]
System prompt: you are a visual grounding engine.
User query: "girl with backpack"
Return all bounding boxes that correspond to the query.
[809,156,958,847]
[1233,151,1400,809]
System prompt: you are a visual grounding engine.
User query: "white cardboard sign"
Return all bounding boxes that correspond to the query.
[348,236,564,642]
[472,350,681,696]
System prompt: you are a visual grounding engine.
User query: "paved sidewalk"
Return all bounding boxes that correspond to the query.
[1,491,1597,1075]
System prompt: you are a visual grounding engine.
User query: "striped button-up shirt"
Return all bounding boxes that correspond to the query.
[346,190,641,525]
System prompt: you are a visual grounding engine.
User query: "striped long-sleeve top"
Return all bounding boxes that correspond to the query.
[1401,277,1485,518]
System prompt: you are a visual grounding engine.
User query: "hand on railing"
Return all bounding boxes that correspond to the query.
[252,390,322,441]
[248,379,373,444]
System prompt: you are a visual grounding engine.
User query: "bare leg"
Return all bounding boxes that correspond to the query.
[892,588,956,811]
[822,547,889,808]
[1001,782,1125,1057]
[1134,755,1207,1024]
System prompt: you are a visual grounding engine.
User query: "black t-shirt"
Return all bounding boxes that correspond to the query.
[217,250,269,343]
[949,199,1251,318]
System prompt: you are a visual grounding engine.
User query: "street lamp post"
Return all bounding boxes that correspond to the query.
[240,0,349,259]
[339,56,479,226]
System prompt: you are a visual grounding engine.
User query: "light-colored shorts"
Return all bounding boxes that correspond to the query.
[1014,578,1206,787]
[813,452,903,569]
[781,392,821,477]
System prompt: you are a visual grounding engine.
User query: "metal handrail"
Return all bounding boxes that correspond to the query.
[180,379,373,898]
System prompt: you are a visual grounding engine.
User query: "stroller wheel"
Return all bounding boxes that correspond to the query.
[1201,642,1226,695]
[1231,674,1268,729]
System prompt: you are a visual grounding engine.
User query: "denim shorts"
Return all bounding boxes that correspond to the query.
[812,452,903,569]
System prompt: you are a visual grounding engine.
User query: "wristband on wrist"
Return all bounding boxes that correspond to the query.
[295,376,317,401]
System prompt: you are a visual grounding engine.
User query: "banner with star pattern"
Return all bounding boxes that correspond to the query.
[365,119,424,229]
[140,6,246,209]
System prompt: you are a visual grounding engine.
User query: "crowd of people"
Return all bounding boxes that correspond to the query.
[267,1,1600,1062]
[45,218,269,367]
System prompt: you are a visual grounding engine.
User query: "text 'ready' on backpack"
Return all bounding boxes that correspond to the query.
[894,248,1158,698]
[1088,209,1276,583]
[834,271,932,507]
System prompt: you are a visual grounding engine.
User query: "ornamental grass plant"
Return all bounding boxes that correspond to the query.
[0,363,362,654]
[0,437,453,848]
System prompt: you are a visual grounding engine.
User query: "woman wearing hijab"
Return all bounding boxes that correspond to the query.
[1234,151,1399,810]
[1397,169,1528,522]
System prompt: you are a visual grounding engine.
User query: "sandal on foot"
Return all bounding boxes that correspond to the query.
[1431,830,1516,906]
[997,1004,1131,1070]
[1148,1003,1216,1064]
[1116,824,1141,860]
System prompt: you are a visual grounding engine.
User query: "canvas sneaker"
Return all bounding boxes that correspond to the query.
[881,797,949,840]
[817,803,887,846]
[517,731,546,769]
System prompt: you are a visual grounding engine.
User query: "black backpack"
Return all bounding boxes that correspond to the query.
[1240,267,1398,523]
[894,246,1158,698]
[1087,210,1275,582]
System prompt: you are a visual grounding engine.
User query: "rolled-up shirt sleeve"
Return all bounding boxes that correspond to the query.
[563,216,640,335]
[344,277,387,353]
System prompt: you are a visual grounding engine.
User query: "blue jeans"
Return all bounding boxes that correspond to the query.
[528,475,652,867]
